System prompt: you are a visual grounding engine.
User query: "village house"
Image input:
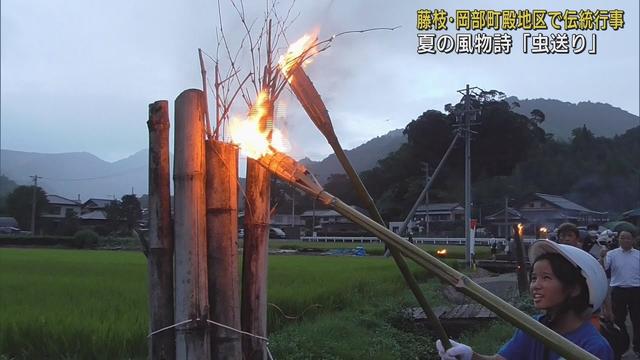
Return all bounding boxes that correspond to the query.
[42,195,82,218]
[40,195,83,234]
[484,192,609,238]
[299,205,368,236]
[388,203,464,236]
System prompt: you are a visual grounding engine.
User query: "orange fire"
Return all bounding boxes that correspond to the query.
[278,33,318,79]
[517,223,524,237]
[229,90,288,159]
[436,249,448,257]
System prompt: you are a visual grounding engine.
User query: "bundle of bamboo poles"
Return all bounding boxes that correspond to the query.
[256,151,599,360]
[147,90,244,360]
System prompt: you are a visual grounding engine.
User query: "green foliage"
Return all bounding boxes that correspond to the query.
[361,95,548,219]
[459,320,515,355]
[0,235,72,247]
[101,195,142,235]
[0,176,18,198]
[5,186,49,231]
[0,235,139,250]
[71,229,99,249]
[58,210,81,236]
[357,90,639,219]
[120,195,141,232]
[323,174,362,207]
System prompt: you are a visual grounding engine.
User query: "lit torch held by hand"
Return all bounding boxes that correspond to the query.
[228,42,599,360]
[252,151,597,360]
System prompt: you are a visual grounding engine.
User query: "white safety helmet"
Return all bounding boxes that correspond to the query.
[528,240,607,314]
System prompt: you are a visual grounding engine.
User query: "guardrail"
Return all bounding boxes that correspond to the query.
[300,236,538,246]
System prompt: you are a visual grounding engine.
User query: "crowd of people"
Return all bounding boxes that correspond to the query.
[436,222,639,360]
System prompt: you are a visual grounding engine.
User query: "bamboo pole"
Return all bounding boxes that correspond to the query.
[284,64,452,348]
[240,20,273,360]
[174,89,210,359]
[147,100,175,360]
[513,224,529,296]
[206,140,242,359]
[241,157,270,360]
[255,152,599,360]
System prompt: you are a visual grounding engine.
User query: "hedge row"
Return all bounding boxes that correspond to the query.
[0,234,140,250]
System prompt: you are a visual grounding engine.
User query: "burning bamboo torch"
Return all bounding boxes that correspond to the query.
[250,151,598,360]
[278,36,452,349]
[513,223,529,296]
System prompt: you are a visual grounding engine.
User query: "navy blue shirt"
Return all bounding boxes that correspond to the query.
[498,315,613,360]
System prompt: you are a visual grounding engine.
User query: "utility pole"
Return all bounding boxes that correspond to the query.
[504,197,509,242]
[463,85,472,269]
[451,84,481,269]
[424,163,430,237]
[291,189,295,228]
[30,175,42,234]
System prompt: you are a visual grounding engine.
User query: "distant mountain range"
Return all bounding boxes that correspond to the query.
[508,97,639,139]
[300,128,406,183]
[0,149,153,201]
[302,98,638,182]
[1,98,637,199]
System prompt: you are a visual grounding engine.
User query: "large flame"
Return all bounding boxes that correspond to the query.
[517,223,524,237]
[229,90,288,159]
[278,33,318,79]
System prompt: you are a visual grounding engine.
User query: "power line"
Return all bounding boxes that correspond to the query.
[41,166,146,182]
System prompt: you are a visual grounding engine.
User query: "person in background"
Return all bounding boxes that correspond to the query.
[556,222,582,248]
[435,240,613,360]
[604,230,640,357]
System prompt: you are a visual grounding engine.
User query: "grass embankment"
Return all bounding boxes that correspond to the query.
[0,247,510,359]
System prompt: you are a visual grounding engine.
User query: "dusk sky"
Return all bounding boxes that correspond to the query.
[2,0,638,164]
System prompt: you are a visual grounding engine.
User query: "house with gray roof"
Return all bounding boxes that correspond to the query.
[42,195,82,219]
[83,198,118,213]
[299,205,368,236]
[484,192,608,237]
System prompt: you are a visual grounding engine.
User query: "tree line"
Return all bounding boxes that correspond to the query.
[323,90,639,222]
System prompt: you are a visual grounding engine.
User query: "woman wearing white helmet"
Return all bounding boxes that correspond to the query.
[436,240,613,360]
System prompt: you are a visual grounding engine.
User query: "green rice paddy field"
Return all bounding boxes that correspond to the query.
[0,246,506,359]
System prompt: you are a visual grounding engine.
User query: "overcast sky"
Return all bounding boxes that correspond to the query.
[2,0,638,164]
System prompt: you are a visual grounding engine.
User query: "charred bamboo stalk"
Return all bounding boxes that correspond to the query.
[174,89,210,359]
[206,140,242,359]
[285,64,451,348]
[256,152,598,360]
[147,100,175,360]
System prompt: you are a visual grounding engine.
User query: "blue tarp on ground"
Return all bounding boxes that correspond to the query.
[324,246,367,256]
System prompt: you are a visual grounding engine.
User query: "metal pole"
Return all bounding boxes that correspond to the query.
[30,175,40,234]
[398,134,460,236]
[147,100,175,360]
[291,190,295,228]
[424,163,430,237]
[464,84,472,269]
[505,197,509,242]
